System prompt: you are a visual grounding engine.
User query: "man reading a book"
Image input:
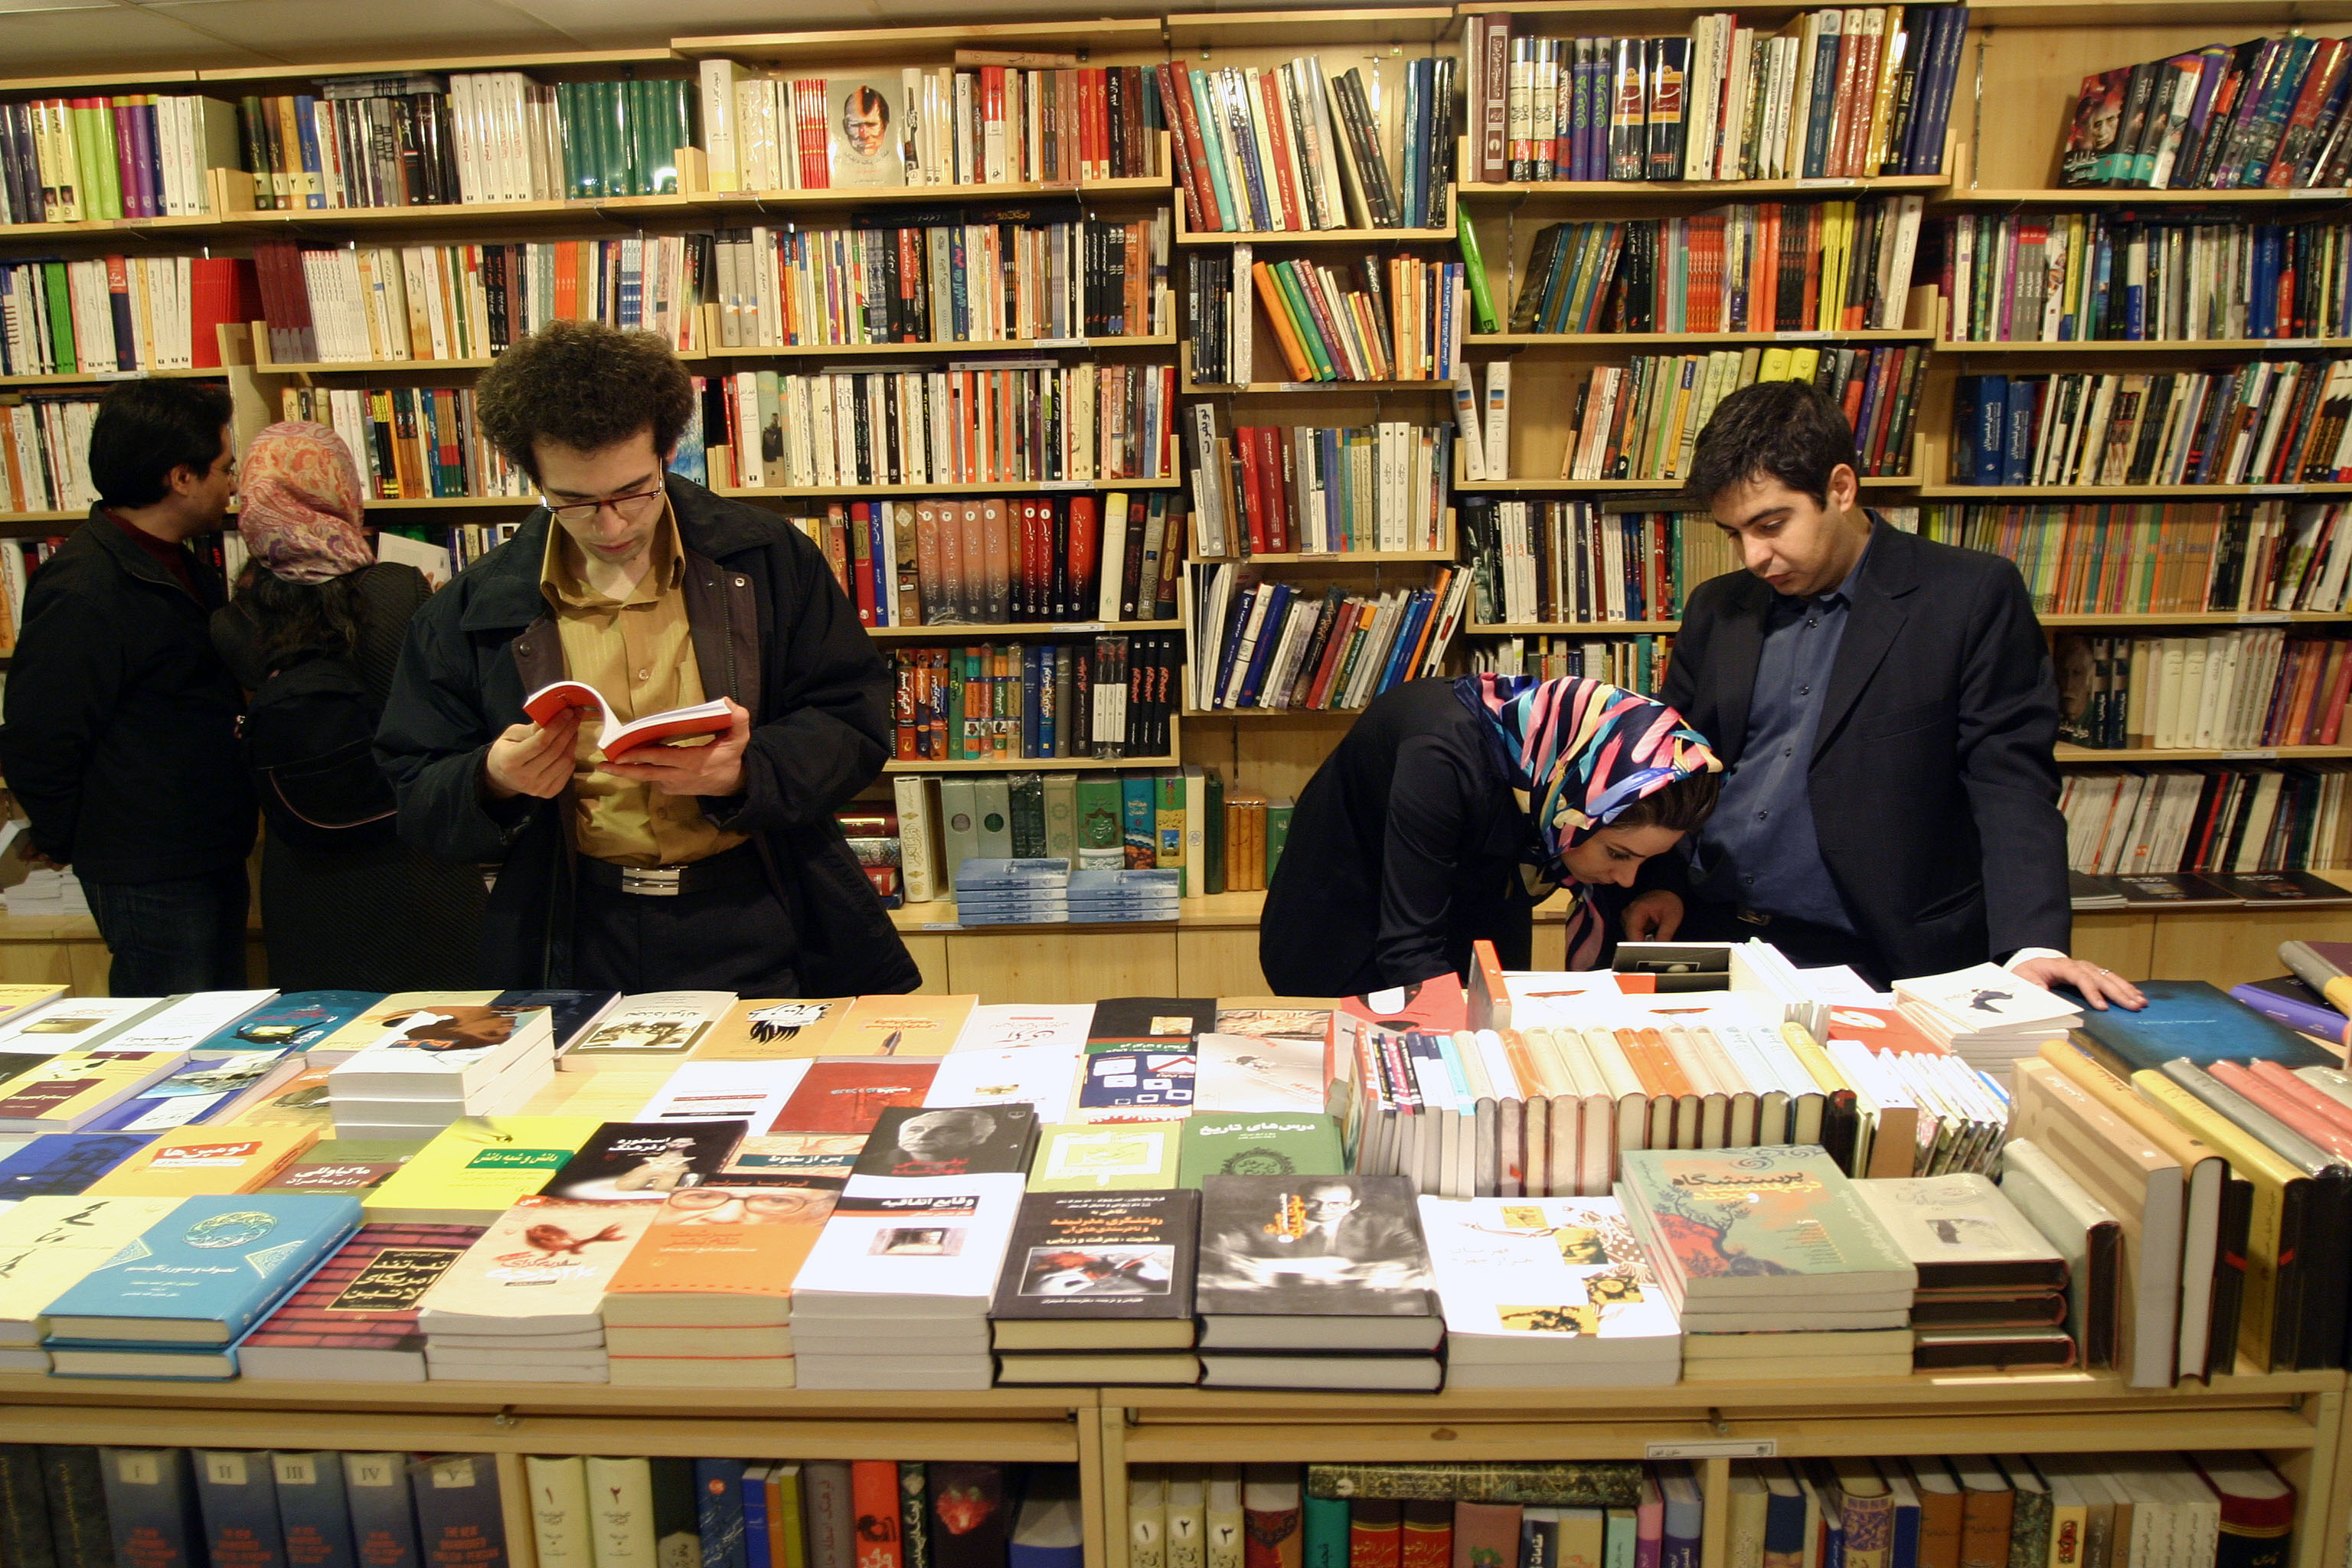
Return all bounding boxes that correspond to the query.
[378,321,919,996]
[1622,381,2143,1008]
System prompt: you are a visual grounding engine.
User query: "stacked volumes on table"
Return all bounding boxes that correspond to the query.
[1893,965,2084,1073]
[324,999,557,1137]
[950,860,1183,924]
[1854,1172,2077,1371]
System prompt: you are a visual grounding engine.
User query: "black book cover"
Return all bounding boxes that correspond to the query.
[900,1465,931,1568]
[537,1120,749,1201]
[97,1449,201,1568]
[1088,997,1216,1045]
[988,1188,1199,1323]
[36,1449,105,1568]
[2210,871,2352,904]
[926,1465,1007,1568]
[0,1446,54,1568]
[1194,1174,1436,1320]
[853,1103,1039,1179]
[492,990,621,1052]
[2111,874,2242,906]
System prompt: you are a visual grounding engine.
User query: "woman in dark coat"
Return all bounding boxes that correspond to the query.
[211,421,485,991]
[1260,674,1723,998]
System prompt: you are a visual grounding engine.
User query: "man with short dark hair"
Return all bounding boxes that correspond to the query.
[1623,381,2142,1005]
[0,381,256,992]
[377,320,917,996]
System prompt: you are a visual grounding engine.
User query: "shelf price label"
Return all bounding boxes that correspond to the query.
[1645,1439,1779,1460]
[2289,188,2347,198]
[2222,749,2282,760]
[920,922,966,932]
[2236,612,2291,624]
[1776,330,1832,341]
[2252,485,2307,495]
[1795,177,1860,188]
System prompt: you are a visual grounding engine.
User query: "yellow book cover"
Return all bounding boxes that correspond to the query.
[688,998,854,1062]
[1788,346,1822,384]
[361,1115,601,1224]
[1756,346,1795,382]
[0,1050,186,1133]
[83,1123,319,1197]
[0,985,66,1027]
[310,992,501,1053]
[0,1195,185,1338]
[223,1054,343,1132]
[827,995,978,1058]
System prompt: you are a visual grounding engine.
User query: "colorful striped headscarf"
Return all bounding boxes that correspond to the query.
[238,422,374,585]
[1454,673,1723,968]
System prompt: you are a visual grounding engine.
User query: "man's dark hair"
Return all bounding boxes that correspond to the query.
[1687,380,1860,509]
[87,380,234,508]
[1610,769,1723,835]
[475,320,695,483]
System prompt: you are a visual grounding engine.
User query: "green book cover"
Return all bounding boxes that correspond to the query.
[1456,205,1499,334]
[1153,773,1186,878]
[606,80,632,199]
[93,102,122,221]
[1615,1145,1916,1293]
[69,105,102,224]
[1075,776,1125,870]
[1177,1112,1344,1187]
[1272,261,1338,381]
[937,776,982,882]
[1008,772,1047,858]
[621,79,646,198]
[1041,773,1080,862]
[1265,797,1294,882]
[973,775,1013,858]
[1204,766,1226,894]
[257,1138,428,1195]
[1028,1122,1179,1191]
[41,263,74,373]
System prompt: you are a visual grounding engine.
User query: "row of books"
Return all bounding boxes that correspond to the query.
[2062,34,2352,192]
[700,62,1168,193]
[1952,362,2352,489]
[799,493,1184,628]
[0,96,237,224]
[708,211,1171,350]
[1913,501,2352,616]
[0,255,251,377]
[1186,564,1473,714]
[1932,212,2352,345]
[268,385,533,502]
[2054,629,2352,752]
[1461,501,1743,627]
[1465,632,1674,694]
[2062,764,2352,877]
[1464,8,1968,184]
[1182,410,1451,560]
[1167,57,1455,234]
[0,395,96,515]
[719,364,1180,491]
[253,235,710,364]
[1506,198,1926,338]
[1167,1452,2284,1568]
[237,74,691,211]
[882,635,1180,763]
[1220,256,1468,386]
[889,769,1253,900]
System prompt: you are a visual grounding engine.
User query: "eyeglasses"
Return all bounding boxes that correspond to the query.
[542,486,666,525]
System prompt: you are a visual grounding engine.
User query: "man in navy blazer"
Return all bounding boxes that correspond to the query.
[1623,381,2142,1008]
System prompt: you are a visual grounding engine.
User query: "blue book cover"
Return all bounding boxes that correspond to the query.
[1210,584,1256,705]
[1970,377,2006,485]
[1761,1478,1807,1566]
[341,1456,418,1568]
[85,1052,289,1134]
[0,1132,154,1197]
[1120,776,1156,867]
[292,95,325,210]
[740,1468,769,1568]
[273,1454,355,1568]
[1233,583,1292,706]
[2003,384,2037,488]
[45,1195,361,1344]
[1006,1471,1081,1568]
[406,1456,505,1568]
[100,1449,203,1568]
[2073,978,2335,1078]
[1888,1485,1919,1568]
[1075,1048,1195,1116]
[491,991,622,1054]
[694,1460,747,1568]
[194,1451,287,1568]
[1228,73,1274,230]
[193,994,381,1054]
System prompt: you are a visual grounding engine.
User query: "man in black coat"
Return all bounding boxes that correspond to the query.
[1623,381,2141,1007]
[377,322,918,996]
[0,382,256,992]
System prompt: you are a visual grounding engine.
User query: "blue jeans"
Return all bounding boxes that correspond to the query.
[82,866,250,995]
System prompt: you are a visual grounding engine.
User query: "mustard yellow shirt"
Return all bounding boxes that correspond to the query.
[539,505,748,868]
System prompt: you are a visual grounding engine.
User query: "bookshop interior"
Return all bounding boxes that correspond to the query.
[22,5,2352,1568]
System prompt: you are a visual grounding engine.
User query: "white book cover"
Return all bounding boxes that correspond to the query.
[0,996,166,1054]
[93,991,278,1054]
[566,992,736,1058]
[1850,1174,2066,1276]
[1193,1034,1326,1115]
[1892,965,2081,1033]
[636,1060,811,1126]
[329,1008,554,1098]
[790,1173,1026,1318]
[922,1047,1078,1122]
[416,1197,660,1335]
[950,1004,1095,1054]
[1416,1196,1681,1361]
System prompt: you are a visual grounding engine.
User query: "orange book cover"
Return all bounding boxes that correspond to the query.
[1611,1027,1677,1098]
[2210,1060,2352,1163]
[690,998,854,1061]
[1466,938,1511,1032]
[1250,262,1315,383]
[828,995,980,1057]
[1634,1027,1697,1096]
[1755,206,1779,331]
[603,1191,833,1311]
[86,1123,320,1197]
[1824,1004,1947,1055]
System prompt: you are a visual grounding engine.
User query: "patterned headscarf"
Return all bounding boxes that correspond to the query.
[237,422,374,585]
[1455,673,1723,969]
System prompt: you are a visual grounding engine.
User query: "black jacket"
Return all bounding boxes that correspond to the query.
[1259,679,1542,996]
[1645,522,2071,978]
[374,475,920,995]
[0,509,256,882]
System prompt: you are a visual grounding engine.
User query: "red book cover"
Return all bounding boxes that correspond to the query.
[1350,1501,1403,1568]
[1244,1488,1302,1568]
[239,1223,482,1372]
[1158,64,1206,230]
[1087,67,1109,182]
[851,1462,903,1568]
[2321,641,2352,743]
[1397,1501,1450,1568]
[1304,602,1360,710]
[1255,426,1292,554]
[1067,495,1100,613]
[1257,71,1304,230]
[1236,429,1269,554]
[772,1060,940,1135]
[1448,1505,1521,1568]
[1341,981,1468,1035]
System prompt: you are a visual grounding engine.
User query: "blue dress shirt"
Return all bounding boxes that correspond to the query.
[1690,534,1877,931]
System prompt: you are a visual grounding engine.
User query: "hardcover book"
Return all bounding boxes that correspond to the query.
[1028,1124,1178,1191]
[43,1193,362,1345]
[194,1450,286,1568]
[537,1121,750,1202]
[100,1449,204,1568]
[273,1452,357,1568]
[988,1189,1200,1346]
[1178,1115,1344,1187]
[0,1195,185,1345]
[414,1196,659,1336]
[1413,1196,1681,1380]
[853,1105,1038,1180]
[1848,1175,2070,1292]
[342,1455,421,1568]
[1193,1174,1439,1348]
[2074,980,2334,1077]
[1613,1146,1917,1304]
[407,1455,506,1568]
[237,1221,485,1381]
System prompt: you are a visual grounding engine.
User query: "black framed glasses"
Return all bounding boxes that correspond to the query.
[541,486,667,525]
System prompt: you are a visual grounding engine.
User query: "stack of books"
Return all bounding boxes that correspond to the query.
[324,1001,557,1137]
[1852,1174,2076,1370]
[2061,36,2352,192]
[414,1194,657,1382]
[955,859,1075,926]
[1069,869,1181,923]
[1615,1145,1918,1380]
[1893,965,2085,1076]
[236,1220,487,1382]
[989,1187,1202,1383]
[1187,564,1473,714]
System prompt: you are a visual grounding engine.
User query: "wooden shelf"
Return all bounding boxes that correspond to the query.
[1458,475,1917,491]
[671,18,1165,64]
[1471,612,2352,632]
[251,358,501,375]
[865,621,1178,640]
[884,753,1180,773]
[1955,0,2352,27]
[1183,379,1455,394]
[720,479,1181,500]
[2055,743,2352,762]
[1177,223,1459,247]
[1164,8,1457,47]
[699,335,1177,358]
[1938,185,2352,205]
[354,496,533,510]
[1183,706,1364,718]
[0,366,224,386]
[192,49,682,83]
[1933,338,2349,354]
[1473,329,1936,347]
[1468,620,1682,633]
[1917,483,2352,498]
[1459,175,1950,199]
[1191,550,1453,564]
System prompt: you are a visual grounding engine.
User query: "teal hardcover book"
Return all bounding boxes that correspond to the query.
[2073,980,2335,1079]
[44,1194,362,1345]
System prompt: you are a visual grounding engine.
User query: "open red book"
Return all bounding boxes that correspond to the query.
[522,681,732,760]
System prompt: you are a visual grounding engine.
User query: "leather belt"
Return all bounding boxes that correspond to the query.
[577,843,763,898]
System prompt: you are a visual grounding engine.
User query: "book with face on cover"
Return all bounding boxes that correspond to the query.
[82,1123,321,1196]
[1612,1146,1918,1305]
[537,1121,750,1202]
[1413,1196,1681,1380]
[688,998,853,1061]
[43,1192,363,1344]
[414,1194,661,1336]
[1028,1123,1179,1191]
[830,995,980,1057]
[0,1194,185,1344]
[562,993,735,1060]
[237,1220,485,1381]
[327,1004,555,1099]
[988,1188,1199,1349]
[773,1060,941,1134]
[361,1116,601,1225]
[1193,1174,1440,1348]
[1849,1175,2070,1294]
[853,1105,1037,1180]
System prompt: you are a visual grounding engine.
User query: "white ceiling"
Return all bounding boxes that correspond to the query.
[0,0,1258,72]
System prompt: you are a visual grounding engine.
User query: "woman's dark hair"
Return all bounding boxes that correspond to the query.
[475,320,696,482]
[234,567,363,671]
[88,381,234,508]
[1687,380,1860,509]
[1609,769,1723,835]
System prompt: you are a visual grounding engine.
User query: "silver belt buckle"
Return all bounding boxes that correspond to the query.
[619,867,684,897]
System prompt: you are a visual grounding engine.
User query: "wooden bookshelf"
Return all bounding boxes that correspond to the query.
[1472,329,1937,347]
[863,621,1178,640]
[1453,474,1917,490]
[719,479,1184,501]
[1469,612,2352,632]
[697,335,1180,359]
[2054,743,2352,762]
[1936,185,2352,205]
[1932,338,2351,354]
[1915,484,2352,499]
